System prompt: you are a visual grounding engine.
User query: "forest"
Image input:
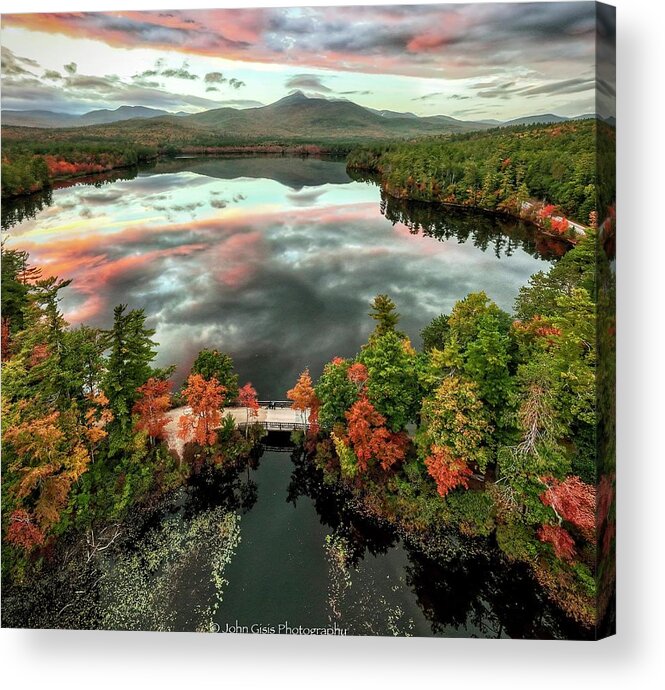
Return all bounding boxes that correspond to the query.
[283,231,606,628]
[1,221,614,630]
[1,140,158,197]
[347,120,602,230]
[1,248,263,592]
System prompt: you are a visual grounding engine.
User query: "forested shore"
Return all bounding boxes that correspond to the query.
[347,120,603,238]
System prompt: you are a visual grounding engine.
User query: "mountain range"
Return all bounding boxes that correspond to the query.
[1,92,593,143]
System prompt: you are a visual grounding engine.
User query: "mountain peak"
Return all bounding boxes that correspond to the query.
[277,90,310,105]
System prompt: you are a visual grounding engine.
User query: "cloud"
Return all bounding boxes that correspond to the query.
[285,74,332,93]
[519,77,595,97]
[42,70,63,80]
[161,63,198,80]
[64,62,77,75]
[1,47,39,76]
[2,4,596,83]
[228,78,245,89]
[204,71,226,84]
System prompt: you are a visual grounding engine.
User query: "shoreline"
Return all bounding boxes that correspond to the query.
[348,163,586,244]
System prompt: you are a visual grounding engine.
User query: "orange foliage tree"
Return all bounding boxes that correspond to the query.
[83,392,114,461]
[287,368,317,428]
[347,362,368,390]
[238,382,259,435]
[424,446,473,497]
[4,410,90,535]
[133,377,172,445]
[345,396,407,473]
[178,374,224,450]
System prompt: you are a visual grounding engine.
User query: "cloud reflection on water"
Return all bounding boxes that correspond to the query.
[4,158,553,397]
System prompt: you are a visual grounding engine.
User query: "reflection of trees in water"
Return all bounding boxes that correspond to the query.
[287,450,590,639]
[405,547,588,639]
[1,452,256,632]
[2,188,53,231]
[379,192,570,261]
[287,449,398,567]
[182,449,263,518]
[1,166,146,232]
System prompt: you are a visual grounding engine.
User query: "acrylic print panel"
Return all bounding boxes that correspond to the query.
[0,2,615,640]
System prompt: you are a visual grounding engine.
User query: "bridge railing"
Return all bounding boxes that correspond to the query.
[238,420,309,431]
[225,400,295,410]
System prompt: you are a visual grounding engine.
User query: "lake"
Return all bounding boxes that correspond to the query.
[1,157,580,638]
[2,156,565,396]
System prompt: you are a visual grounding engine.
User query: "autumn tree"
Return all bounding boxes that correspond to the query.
[4,409,90,534]
[537,524,576,561]
[419,375,493,473]
[238,382,259,436]
[178,374,224,452]
[82,392,114,462]
[190,349,239,404]
[540,475,596,537]
[287,368,317,428]
[424,446,473,498]
[5,509,46,552]
[345,396,407,474]
[133,377,172,445]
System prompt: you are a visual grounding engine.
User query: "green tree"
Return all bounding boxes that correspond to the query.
[190,349,239,404]
[419,375,493,473]
[315,358,358,428]
[103,305,157,451]
[358,331,420,431]
[368,294,402,338]
[420,313,449,352]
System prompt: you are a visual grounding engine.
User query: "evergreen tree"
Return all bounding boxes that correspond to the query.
[103,305,157,450]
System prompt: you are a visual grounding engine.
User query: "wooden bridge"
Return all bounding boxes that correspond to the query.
[164,401,309,457]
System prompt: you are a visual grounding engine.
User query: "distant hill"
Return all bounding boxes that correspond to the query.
[175,91,492,139]
[500,114,569,127]
[1,93,594,146]
[1,109,80,128]
[1,105,181,128]
[78,106,174,125]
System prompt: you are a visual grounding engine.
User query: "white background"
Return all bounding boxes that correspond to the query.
[1,1,663,688]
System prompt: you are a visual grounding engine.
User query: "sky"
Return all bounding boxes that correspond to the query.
[0,3,611,120]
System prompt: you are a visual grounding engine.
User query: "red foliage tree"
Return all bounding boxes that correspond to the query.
[133,377,172,443]
[345,396,407,473]
[1,318,10,361]
[6,509,46,552]
[539,204,558,219]
[550,217,570,234]
[238,382,259,415]
[238,382,259,433]
[538,524,576,561]
[178,374,225,449]
[424,446,473,497]
[540,475,596,537]
[347,362,369,389]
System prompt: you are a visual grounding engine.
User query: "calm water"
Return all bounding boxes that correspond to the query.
[2,157,580,638]
[2,156,564,396]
